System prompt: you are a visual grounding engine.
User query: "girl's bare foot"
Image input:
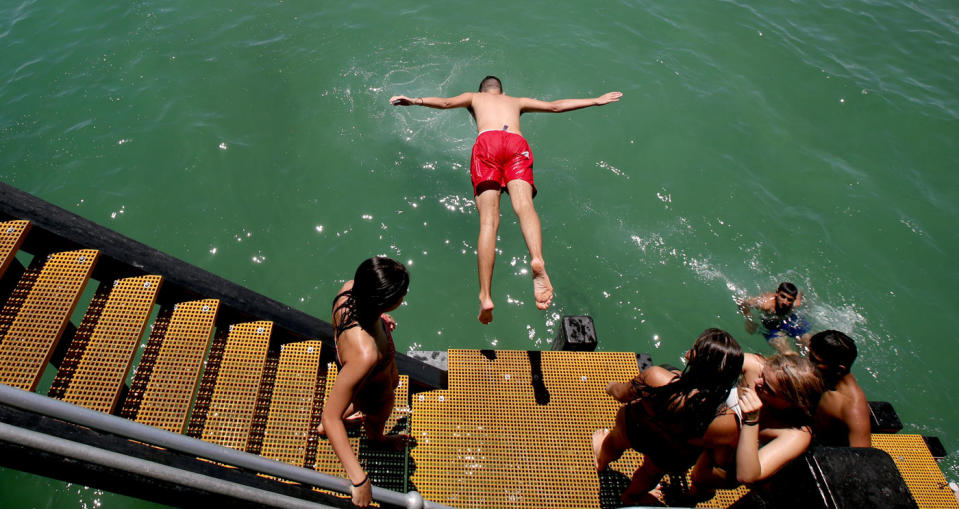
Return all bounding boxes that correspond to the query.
[648,485,666,505]
[369,434,411,451]
[592,428,610,471]
[316,412,364,436]
[623,489,666,507]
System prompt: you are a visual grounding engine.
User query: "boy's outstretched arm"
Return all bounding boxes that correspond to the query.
[390,92,473,109]
[520,91,622,113]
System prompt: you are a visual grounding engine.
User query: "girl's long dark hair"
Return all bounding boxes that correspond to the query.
[634,328,744,438]
[333,257,409,336]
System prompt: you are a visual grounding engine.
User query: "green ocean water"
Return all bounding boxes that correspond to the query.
[1,0,957,506]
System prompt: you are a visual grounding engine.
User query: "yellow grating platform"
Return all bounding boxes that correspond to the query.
[133,299,219,433]
[260,340,324,467]
[0,220,30,278]
[53,276,162,413]
[411,349,644,509]
[872,434,959,508]
[313,363,411,493]
[199,321,272,451]
[0,249,98,391]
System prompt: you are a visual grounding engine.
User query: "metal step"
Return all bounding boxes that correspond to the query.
[48,275,162,413]
[0,220,30,278]
[0,249,98,391]
[260,340,325,468]
[120,299,219,433]
[191,321,272,452]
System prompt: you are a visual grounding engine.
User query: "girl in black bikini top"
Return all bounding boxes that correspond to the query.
[331,255,407,366]
[332,296,397,374]
[323,256,409,508]
[625,329,744,448]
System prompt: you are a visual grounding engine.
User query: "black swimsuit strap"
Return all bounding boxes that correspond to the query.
[332,290,361,337]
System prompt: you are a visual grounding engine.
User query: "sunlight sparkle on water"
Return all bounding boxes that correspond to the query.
[439,194,474,214]
[596,160,628,179]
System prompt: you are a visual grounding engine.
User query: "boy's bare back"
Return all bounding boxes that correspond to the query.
[469,92,526,134]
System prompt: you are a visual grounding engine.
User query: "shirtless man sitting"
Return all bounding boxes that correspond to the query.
[808,329,871,447]
[390,76,621,323]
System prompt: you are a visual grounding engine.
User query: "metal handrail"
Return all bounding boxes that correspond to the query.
[0,422,336,509]
[0,384,450,509]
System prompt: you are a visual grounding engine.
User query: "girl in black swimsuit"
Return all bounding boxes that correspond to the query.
[320,257,409,508]
[594,328,744,506]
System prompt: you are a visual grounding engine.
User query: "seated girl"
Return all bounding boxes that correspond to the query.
[691,353,824,495]
[593,328,744,505]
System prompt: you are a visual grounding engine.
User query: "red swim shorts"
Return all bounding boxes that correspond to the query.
[469,130,536,197]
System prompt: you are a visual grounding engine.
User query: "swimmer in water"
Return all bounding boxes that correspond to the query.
[739,282,810,354]
[390,76,622,324]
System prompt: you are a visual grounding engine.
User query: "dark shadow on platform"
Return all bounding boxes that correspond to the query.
[527,350,551,405]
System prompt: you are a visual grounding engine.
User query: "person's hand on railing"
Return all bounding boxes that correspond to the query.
[351,474,372,507]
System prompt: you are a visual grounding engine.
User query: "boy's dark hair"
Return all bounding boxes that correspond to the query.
[809,330,858,374]
[478,75,503,93]
[777,281,799,297]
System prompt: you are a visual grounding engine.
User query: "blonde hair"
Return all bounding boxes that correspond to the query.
[765,354,825,420]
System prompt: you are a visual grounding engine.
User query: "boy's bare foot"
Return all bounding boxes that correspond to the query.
[530,260,553,310]
[478,297,495,324]
[592,428,610,470]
